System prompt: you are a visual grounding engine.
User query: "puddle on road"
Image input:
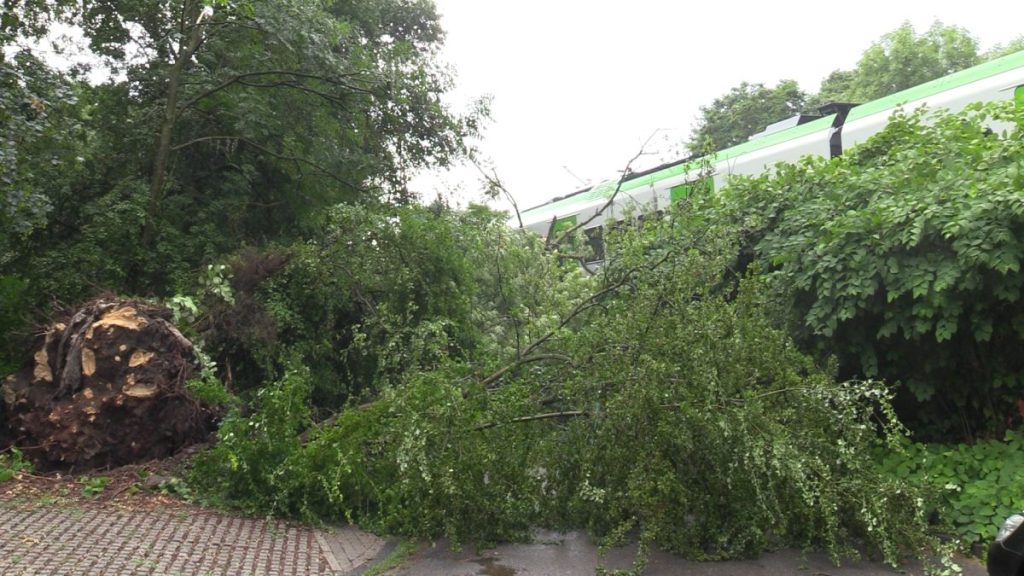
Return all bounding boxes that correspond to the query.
[471,556,517,576]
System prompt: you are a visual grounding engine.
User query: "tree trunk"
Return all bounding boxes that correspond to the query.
[142,0,206,249]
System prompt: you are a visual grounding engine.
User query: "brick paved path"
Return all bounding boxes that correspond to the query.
[0,506,386,576]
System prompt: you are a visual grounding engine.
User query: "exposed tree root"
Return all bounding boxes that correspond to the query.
[2,299,217,470]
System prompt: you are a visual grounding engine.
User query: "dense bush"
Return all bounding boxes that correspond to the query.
[200,203,589,411]
[192,205,936,565]
[0,275,30,375]
[877,432,1024,546]
[708,102,1024,439]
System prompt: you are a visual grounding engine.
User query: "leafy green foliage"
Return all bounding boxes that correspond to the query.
[687,80,807,152]
[877,433,1024,546]
[185,348,238,408]
[816,21,980,104]
[709,102,1024,438]
[191,203,934,564]
[0,448,33,482]
[79,475,111,498]
[204,203,588,411]
[1,0,484,324]
[0,49,89,267]
[190,364,312,514]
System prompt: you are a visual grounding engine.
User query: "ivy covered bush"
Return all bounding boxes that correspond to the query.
[710,102,1024,439]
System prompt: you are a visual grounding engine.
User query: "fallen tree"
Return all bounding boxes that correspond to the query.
[189,211,937,567]
[2,298,217,469]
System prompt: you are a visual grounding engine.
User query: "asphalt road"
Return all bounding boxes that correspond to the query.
[381,530,988,576]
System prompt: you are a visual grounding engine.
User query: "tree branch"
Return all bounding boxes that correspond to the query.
[170,135,366,192]
[176,70,374,119]
[471,157,523,229]
[143,1,208,249]
[481,250,672,390]
[550,131,660,249]
[234,78,354,110]
[480,353,573,389]
[474,410,588,431]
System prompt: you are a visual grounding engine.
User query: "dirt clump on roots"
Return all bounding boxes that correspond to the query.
[1,298,218,470]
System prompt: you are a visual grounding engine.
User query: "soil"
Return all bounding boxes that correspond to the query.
[0,444,206,506]
[0,447,204,513]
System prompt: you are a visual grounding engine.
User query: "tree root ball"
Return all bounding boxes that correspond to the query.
[1,298,218,470]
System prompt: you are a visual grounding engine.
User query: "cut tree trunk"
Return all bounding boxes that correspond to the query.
[1,298,217,470]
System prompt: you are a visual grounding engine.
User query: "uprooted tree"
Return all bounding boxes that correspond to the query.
[2,299,217,469]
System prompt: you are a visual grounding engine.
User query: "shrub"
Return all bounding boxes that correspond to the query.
[878,432,1024,546]
[710,101,1024,439]
[202,203,589,412]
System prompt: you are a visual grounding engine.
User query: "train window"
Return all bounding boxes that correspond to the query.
[548,215,577,238]
[1017,85,1024,109]
[583,227,604,263]
[669,178,714,203]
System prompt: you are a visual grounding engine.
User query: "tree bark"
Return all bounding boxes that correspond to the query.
[143,0,206,249]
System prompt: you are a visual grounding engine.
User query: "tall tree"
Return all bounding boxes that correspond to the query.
[984,36,1024,61]
[686,22,989,154]
[817,21,980,103]
[1,0,483,299]
[687,79,807,153]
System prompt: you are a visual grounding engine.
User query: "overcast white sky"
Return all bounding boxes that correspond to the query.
[413,1,1024,211]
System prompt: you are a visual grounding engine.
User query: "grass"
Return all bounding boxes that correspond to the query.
[360,539,419,576]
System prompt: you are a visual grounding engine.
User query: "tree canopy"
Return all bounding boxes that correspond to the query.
[0,0,484,302]
[817,21,980,103]
[686,80,806,152]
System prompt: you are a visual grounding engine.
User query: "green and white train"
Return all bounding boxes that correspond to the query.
[519,49,1024,260]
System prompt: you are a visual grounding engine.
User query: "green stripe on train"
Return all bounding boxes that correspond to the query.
[550,215,577,236]
[670,178,714,203]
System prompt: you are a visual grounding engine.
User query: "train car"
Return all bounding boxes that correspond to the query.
[519,49,1024,263]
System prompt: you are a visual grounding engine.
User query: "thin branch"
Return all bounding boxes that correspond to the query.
[551,130,660,249]
[480,353,573,389]
[474,385,805,433]
[170,135,366,192]
[233,78,354,110]
[176,70,374,119]
[522,252,669,359]
[475,410,588,431]
[492,238,523,359]
[482,251,672,390]
[168,135,238,151]
[471,157,523,229]
[193,18,269,35]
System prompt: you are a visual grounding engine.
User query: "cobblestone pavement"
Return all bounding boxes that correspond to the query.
[0,505,386,576]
